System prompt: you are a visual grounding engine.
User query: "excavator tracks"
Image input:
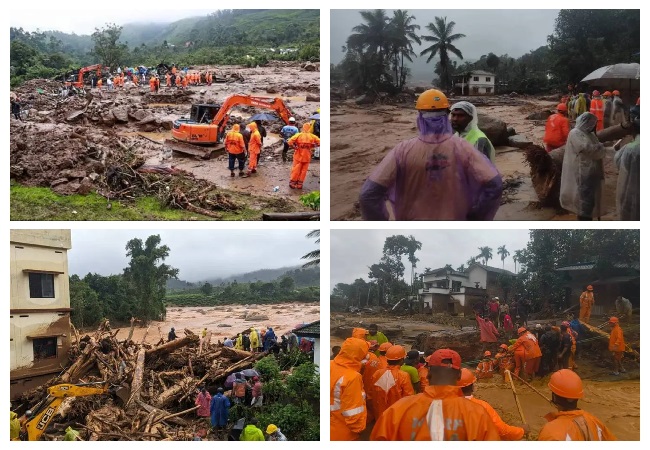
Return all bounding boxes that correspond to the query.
[163,139,224,159]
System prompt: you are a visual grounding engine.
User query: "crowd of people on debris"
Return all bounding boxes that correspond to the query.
[331,300,627,441]
[358,87,639,221]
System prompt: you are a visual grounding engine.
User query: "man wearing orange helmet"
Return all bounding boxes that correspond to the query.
[359,89,502,220]
[377,342,393,369]
[369,345,415,420]
[510,327,542,380]
[330,337,368,440]
[362,341,381,423]
[538,370,616,440]
[589,90,605,131]
[370,349,499,440]
[602,91,613,128]
[543,103,570,152]
[608,317,626,376]
[458,368,529,440]
[579,285,595,323]
[475,351,495,379]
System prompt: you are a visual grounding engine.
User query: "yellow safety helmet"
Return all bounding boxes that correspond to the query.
[266,424,278,434]
[416,89,449,110]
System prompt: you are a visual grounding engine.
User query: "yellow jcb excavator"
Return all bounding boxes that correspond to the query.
[20,382,128,441]
[165,94,293,159]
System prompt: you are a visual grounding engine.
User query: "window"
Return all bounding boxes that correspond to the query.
[29,273,55,298]
[33,337,57,360]
[486,87,493,94]
[451,281,462,292]
[473,76,479,82]
[485,77,491,82]
[472,87,479,94]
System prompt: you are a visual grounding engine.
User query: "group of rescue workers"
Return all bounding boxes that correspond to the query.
[224,113,320,189]
[331,309,626,441]
[358,88,639,221]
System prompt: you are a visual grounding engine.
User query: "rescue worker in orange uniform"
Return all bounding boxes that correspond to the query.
[225,124,246,177]
[538,370,616,440]
[352,328,369,340]
[97,78,103,89]
[589,90,605,131]
[246,122,262,176]
[510,327,542,381]
[362,341,381,423]
[132,74,139,86]
[370,345,415,420]
[287,123,320,190]
[182,76,189,89]
[475,351,495,379]
[562,321,578,370]
[579,285,595,323]
[370,349,500,441]
[608,317,625,375]
[417,351,430,392]
[543,103,570,152]
[330,337,368,441]
[458,368,529,440]
[165,73,171,87]
[495,344,514,375]
[149,76,156,92]
[377,342,392,369]
[155,76,160,93]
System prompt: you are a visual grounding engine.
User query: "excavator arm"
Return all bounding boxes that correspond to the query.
[211,94,293,138]
[69,64,102,88]
[24,383,112,441]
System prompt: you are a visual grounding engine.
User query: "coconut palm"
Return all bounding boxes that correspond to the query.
[513,249,524,274]
[497,245,510,269]
[420,16,465,89]
[388,10,421,90]
[301,230,320,268]
[347,10,391,61]
[466,256,477,267]
[477,246,493,266]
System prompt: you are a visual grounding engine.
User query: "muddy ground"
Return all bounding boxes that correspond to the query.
[114,303,320,345]
[10,62,320,218]
[330,95,620,221]
[330,312,640,440]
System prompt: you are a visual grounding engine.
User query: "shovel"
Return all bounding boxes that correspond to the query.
[504,370,527,424]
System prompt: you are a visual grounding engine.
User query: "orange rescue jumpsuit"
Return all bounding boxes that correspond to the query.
[166,74,171,87]
[370,365,414,420]
[361,352,380,423]
[475,359,495,379]
[287,123,320,189]
[579,291,594,323]
[225,125,245,155]
[590,98,605,131]
[182,76,189,88]
[465,395,525,440]
[609,323,625,361]
[538,410,617,440]
[417,363,429,392]
[377,355,388,370]
[331,338,368,441]
[149,77,156,92]
[370,385,500,440]
[511,332,542,377]
[247,122,262,172]
[543,113,570,152]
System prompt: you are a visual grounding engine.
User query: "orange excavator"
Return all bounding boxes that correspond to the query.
[65,64,103,88]
[166,94,294,159]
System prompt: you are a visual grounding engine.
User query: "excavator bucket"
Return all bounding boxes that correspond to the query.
[163,139,222,160]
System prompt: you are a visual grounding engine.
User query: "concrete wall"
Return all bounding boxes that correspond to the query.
[467,266,487,289]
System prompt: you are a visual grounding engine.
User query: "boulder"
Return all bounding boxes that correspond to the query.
[306,94,320,102]
[477,113,509,146]
[302,63,317,71]
[59,169,87,179]
[111,106,129,123]
[283,89,296,97]
[161,119,174,130]
[65,110,85,122]
[526,110,552,120]
[77,177,94,195]
[265,86,278,94]
[129,109,150,121]
[507,127,517,136]
[508,134,533,148]
[101,112,116,126]
[50,178,69,188]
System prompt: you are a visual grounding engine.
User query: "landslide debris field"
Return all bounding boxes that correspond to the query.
[331,312,640,440]
[10,62,320,220]
[331,94,623,221]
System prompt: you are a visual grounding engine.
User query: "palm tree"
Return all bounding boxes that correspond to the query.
[466,256,477,267]
[388,10,421,90]
[301,230,320,268]
[513,249,524,274]
[497,245,510,269]
[347,10,391,61]
[456,263,466,272]
[420,16,465,90]
[477,246,493,266]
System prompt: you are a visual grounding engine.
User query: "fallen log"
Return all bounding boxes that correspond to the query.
[220,346,253,360]
[59,338,97,383]
[136,400,188,426]
[262,212,320,221]
[152,405,199,426]
[128,348,146,408]
[156,376,195,408]
[145,334,198,358]
[580,320,639,359]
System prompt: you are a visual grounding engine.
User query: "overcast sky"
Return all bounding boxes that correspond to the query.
[331,9,559,81]
[10,9,218,35]
[69,229,318,282]
[330,229,530,291]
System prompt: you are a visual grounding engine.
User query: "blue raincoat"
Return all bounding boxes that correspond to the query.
[210,393,230,427]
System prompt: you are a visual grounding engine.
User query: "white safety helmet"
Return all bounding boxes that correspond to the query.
[289,117,296,123]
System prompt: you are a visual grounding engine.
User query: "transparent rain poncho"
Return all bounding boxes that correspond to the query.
[359,112,502,220]
[450,101,496,162]
[614,133,640,220]
[559,113,606,218]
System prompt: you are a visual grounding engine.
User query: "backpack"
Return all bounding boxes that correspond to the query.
[313,120,320,137]
[233,381,246,397]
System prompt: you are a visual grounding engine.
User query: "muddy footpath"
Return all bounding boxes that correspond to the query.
[330,94,621,221]
[10,62,320,219]
[330,312,640,440]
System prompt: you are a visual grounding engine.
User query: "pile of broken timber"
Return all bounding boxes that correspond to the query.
[580,320,640,360]
[20,320,266,441]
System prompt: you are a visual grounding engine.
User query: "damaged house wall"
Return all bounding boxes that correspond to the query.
[10,230,72,400]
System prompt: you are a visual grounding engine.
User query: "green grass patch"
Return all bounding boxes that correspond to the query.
[10,184,267,221]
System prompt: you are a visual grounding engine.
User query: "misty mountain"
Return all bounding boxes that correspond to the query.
[167,265,319,290]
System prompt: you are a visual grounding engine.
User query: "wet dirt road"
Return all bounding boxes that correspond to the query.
[112,303,320,345]
[330,98,620,221]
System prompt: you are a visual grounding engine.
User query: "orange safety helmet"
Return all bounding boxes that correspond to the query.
[517,327,527,334]
[548,369,584,399]
[592,90,601,96]
[385,345,407,361]
[608,316,619,324]
[603,91,612,97]
[483,350,491,357]
[612,90,620,96]
[556,103,568,112]
[378,342,393,352]
[499,344,509,350]
[416,89,449,110]
[587,285,593,291]
[457,368,477,388]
